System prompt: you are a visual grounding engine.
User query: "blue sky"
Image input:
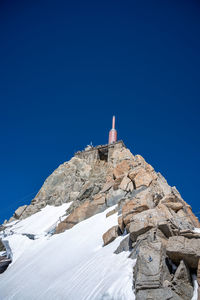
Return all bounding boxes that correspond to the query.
[0,0,200,223]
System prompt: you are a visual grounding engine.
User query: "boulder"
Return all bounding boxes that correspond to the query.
[122,198,149,226]
[160,194,184,212]
[128,167,155,189]
[113,161,131,179]
[114,235,132,254]
[119,176,134,192]
[128,208,166,241]
[93,194,106,205]
[56,200,106,233]
[166,236,200,268]
[165,202,183,212]
[171,260,193,300]
[101,180,114,193]
[102,226,121,246]
[134,240,169,291]
[158,220,173,238]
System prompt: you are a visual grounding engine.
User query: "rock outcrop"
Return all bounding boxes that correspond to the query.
[3,141,200,299]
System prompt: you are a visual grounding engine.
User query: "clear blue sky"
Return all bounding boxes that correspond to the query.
[0,0,200,224]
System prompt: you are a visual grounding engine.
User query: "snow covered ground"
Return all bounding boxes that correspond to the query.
[0,205,136,300]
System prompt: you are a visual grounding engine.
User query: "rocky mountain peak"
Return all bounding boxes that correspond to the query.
[1,141,200,299]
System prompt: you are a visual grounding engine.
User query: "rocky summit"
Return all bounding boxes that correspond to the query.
[0,141,200,300]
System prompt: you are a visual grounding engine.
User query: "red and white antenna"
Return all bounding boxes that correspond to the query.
[108,116,117,144]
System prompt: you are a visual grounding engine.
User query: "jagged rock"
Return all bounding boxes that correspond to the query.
[165,202,183,212]
[0,256,12,274]
[113,177,123,190]
[77,183,95,201]
[102,226,121,246]
[134,240,170,291]
[55,199,106,233]
[134,155,146,166]
[122,197,149,226]
[113,160,131,179]
[128,165,157,189]
[127,208,166,242]
[14,205,27,219]
[17,157,108,220]
[171,260,193,300]
[106,189,126,207]
[109,147,134,165]
[93,194,106,205]
[118,216,125,233]
[159,194,184,212]
[166,236,200,268]
[184,205,200,228]
[119,176,134,192]
[156,173,172,196]
[114,235,132,254]
[0,240,5,252]
[101,180,114,193]
[158,220,173,238]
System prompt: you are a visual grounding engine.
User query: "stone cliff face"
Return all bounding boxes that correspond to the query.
[3,141,200,299]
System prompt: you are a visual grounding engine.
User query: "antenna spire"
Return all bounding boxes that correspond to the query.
[108,115,117,144]
[112,116,115,129]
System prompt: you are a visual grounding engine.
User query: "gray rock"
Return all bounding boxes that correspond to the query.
[14,205,27,219]
[0,239,5,252]
[134,240,170,291]
[128,208,161,242]
[114,235,132,254]
[171,260,193,300]
[106,189,126,207]
[136,288,183,300]
[166,236,200,268]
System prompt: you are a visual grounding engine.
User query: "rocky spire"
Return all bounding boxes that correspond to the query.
[1,142,200,299]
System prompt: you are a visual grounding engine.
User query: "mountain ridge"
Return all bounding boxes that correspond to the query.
[0,141,200,299]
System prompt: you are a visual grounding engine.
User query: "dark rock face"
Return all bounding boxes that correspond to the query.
[0,256,11,274]
[0,239,6,252]
[114,235,132,254]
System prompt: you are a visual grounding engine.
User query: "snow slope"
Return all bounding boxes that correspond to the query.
[4,203,72,237]
[0,205,136,300]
